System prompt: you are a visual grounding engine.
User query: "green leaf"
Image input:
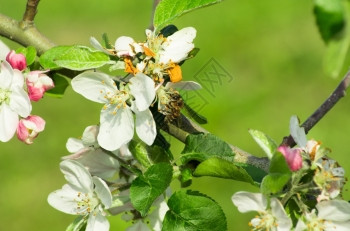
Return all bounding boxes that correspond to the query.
[54,46,110,71]
[269,152,291,174]
[39,46,73,70]
[187,48,200,59]
[183,102,208,124]
[154,0,224,29]
[193,157,255,185]
[162,190,227,231]
[323,32,350,78]
[129,140,172,169]
[260,152,291,195]
[102,33,113,49]
[39,45,110,71]
[45,73,69,98]
[314,0,345,43]
[249,129,277,159]
[16,46,37,66]
[179,167,192,187]
[148,145,173,163]
[260,173,291,195]
[181,133,234,164]
[129,140,153,168]
[235,162,267,184]
[66,216,87,231]
[130,163,173,216]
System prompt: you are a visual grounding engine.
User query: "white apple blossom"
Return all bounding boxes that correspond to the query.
[295,200,350,231]
[71,71,156,151]
[145,27,196,65]
[48,160,112,231]
[0,61,31,142]
[314,157,345,201]
[232,191,292,231]
[158,27,196,65]
[63,125,120,180]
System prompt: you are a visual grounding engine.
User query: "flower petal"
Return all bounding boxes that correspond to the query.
[294,219,307,231]
[290,115,307,148]
[270,198,292,230]
[159,27,196,64]
[9,86,31,117]
[47,184,84,215]
[0,104,18,142]
[86,212,110,231]
[81,125,99,146]
[93,176,112,208]
[115,36,137,57]
[135,108,156,146]
[165,81,202,91]
[71,72,116,104]
[66,138,85,153]
[317,200,350,222]
[129,73,155,111]
[76,148,120,179]
[0,61,13,89]
[90,37,113,55]
[0,39,10,61]
[60,159,93,193]
[126,220,151,231]
[324,221,350,231]
[231,191,267,213]
[98,107,134,151]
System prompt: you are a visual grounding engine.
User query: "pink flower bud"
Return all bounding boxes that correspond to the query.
[17,115,46,144]
[26,71,54,101]
[277,145,303,172]
[6,50,27,71]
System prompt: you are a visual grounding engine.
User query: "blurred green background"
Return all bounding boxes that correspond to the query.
[1,0,350,230]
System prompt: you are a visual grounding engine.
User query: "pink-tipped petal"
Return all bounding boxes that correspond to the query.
[277,146,303,172]
[26,71,54,101]
[16,115,46,144]
[6,51,27,71]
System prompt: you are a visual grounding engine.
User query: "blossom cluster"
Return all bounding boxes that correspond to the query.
[0,40,54,144]
[72,26,200,152]
[48,125,169,231]
[48,25,200,231]
[232,116,349,230]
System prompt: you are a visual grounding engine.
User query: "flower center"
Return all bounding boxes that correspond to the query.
[0,88,11,105]
[74,191,99,215]
[101,88,130,115]
[307,217,326,231]
[249,211,278,231]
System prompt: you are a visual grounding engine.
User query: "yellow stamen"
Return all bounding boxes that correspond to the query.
[124,57,138,74]
[168,64,182,83]
[143,45,156,57]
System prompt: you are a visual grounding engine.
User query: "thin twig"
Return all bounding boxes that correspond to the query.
[149,0,161,30]
[281,70,350,147]
[22,0,41,22]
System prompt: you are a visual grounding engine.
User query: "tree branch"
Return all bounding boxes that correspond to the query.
[22,0,41,22]
[164,114,270,172]
[0,13,54,55]
[282,70,350,147]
